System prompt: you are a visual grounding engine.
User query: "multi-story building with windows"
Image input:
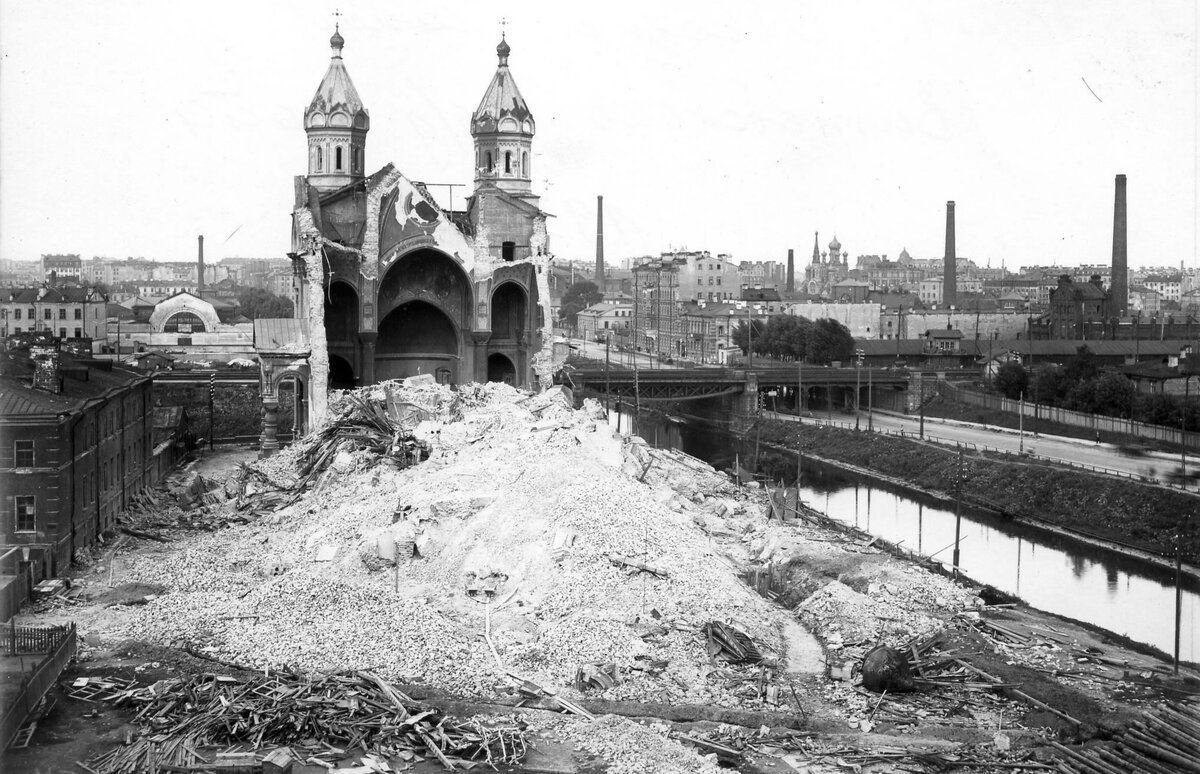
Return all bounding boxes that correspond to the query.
[0,286,107,344]
[0,341,160,614]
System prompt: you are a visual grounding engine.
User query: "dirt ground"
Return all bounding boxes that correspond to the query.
[6,434,1200,774]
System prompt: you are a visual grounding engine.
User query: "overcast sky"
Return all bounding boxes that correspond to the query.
[0,1,1196,271]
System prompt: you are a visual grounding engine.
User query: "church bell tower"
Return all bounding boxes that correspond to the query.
[471,35,536,201]
[304,26,369,191]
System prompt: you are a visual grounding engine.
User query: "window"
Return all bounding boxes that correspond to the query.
[74,309,82,319]
[335,146,343,171]
[502,242,515,262]
[14,439,34,467]
[485,151,493,171]
[522,151,528,176]
[74,328,82,338]
[14,496,35,532]
[13,327,21,334]
[13,309,20,320]
[59,308,67,319]
[163,312,206,333]
[44,308,53,320]
[504,151,512,173]
[59,328,67,338]
[316,146,323,171]
[27,308,34,319]
[716,278,722,285]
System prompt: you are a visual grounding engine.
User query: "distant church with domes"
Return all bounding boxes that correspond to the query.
[284,27,551,401]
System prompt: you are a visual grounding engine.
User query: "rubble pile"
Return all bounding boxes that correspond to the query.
[117,379,797,708]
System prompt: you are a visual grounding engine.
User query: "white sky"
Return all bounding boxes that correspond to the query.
[0,1,1196,270]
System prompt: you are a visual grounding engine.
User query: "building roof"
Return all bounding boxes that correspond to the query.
[0,286,104,304]
[471,36,534,136]
[578,302,630,316]
[253,318,309,353]
[1052,280,1108,301]
[0,351,148,419]
[305,27,368,127]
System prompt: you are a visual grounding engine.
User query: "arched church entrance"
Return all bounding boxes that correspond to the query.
[491,282,527,342]
[375,249,471,382]
[329,354,356,390]
[376,301,460,382]
[487,353,516,385]
[325,282,359,378]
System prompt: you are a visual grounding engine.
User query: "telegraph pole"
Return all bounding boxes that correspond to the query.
[952,447,964,578]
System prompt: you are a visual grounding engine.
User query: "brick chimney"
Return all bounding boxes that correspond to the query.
[197,234,205,296]
[942,201,957,307]
[30,346,62,394]
[595,196,605,289]
[1111,174,1127,317]
[786,248,795,293]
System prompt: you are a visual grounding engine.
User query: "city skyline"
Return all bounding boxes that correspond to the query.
[0,1,1195,269]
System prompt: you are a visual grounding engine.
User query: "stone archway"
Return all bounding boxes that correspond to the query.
[491,282,527,343]
[329,354,356,389]
[325,282,360,384]
[487,353,516,385]
[376,301,460,382]
[375,248,471,382]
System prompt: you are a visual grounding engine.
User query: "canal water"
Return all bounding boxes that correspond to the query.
[613,409,1199,662]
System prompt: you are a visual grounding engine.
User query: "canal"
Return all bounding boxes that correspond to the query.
[615,409,1200,662]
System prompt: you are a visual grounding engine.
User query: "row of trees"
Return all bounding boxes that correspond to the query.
[994,346,1200,431]
[732,315,856,364]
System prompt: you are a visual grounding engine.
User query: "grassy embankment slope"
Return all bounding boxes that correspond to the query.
[758,421,1200,564]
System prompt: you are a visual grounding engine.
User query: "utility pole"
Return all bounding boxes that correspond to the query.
[855,353,862,431]
[605,338,611,415]
[1019,390,1025,454]
[868,364,874,431]
[952,447,964,578]
[797,359,803,417]
[919,372,926,439]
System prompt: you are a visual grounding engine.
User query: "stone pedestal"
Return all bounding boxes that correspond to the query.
[260,399,280,458]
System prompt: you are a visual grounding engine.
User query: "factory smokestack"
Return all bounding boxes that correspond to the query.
[197,234,205,295]
[1111,174,1127,317]
[786,248,795,293]
[595,196,605,290]
[942,201,956,307]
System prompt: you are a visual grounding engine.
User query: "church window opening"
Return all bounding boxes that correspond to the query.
[316,146,323,171]
[335,146,343,171]
[485,151,493,171]
[522,151,528,176]
[505,151,512,174]
[502,242,515,262]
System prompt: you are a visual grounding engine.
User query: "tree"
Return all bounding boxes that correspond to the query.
[237,287,294,319]
[807,318,855,364]
[1033,365,1070,406]
[994,362,1028,400]
[558,281,603,327]
[1063,345,1099,384]
[1090,372,1136,417]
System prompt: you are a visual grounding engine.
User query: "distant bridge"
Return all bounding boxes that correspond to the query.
[561,364,910,403]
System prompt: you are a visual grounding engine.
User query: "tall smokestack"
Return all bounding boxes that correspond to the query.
[1111,174,1127,317]
[942,201,956,307]
[197,234,205,296]
[786,248,795,292]
[595,196,605,290]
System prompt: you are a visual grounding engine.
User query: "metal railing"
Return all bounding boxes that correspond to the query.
[940,381,1200,448]
[0,621,77,750]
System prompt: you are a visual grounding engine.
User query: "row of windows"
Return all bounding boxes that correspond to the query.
[1,308,84,320]
[706,277,723,286]
[0,327,85,338]
[314,144,362,174]
[480,149,529,177]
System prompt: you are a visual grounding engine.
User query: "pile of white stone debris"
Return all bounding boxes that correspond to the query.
[121,379,798,711]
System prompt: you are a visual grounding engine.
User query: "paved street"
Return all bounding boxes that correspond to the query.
[769,408,1193,488]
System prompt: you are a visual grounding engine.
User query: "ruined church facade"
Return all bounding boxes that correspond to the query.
[286,29,551,407]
